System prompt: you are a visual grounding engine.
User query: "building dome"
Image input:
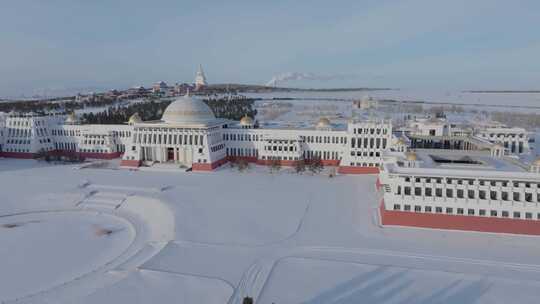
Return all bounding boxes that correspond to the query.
[406,152,417,161]
[239,115,254,127]
[396,137,406,145]
[316,117,331,130]
[65,112,77,124]
[128,112,142,124]
[161,94,215,124]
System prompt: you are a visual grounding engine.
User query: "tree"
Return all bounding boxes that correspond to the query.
[328,167,337,178]
[237,159,249,172]
[308,156,324,174]
[294,159,306,174]
[269,159,281,173]
[33,149,48,162]
[242,297,254,304]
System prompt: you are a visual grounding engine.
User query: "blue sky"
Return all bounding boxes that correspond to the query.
[1,0,539,96]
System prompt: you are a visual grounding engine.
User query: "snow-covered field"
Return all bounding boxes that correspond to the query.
[2,159,540,303]
[247,89,540,108]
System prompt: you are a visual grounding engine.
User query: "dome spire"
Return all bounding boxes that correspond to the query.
[195,64,207,90]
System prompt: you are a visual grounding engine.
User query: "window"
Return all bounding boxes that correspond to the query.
[414,205,422,212]
[436,207,443,213]
[404,187,411,195]
[479,191,486,200]
[446,189,453,198]
[457,208,464,215]
[467,209,475,216]
[446,207,453,214]
[425,188,432,197]
[479,209,486,216]
[436,188,443,197]
[393,204,401,210]
[415,187,422,196]
[404,205,411,211]
[502,211,509,218]
[457,189,464,199]
[513,212,521,219]
[425,206,432,212]
[491,210,498,217]
[526,212,532,219]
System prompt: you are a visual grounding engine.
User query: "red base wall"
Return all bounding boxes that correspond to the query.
[227,156,258,163]
[338,166,380,174]
[120,159,141,167]
[380,202,540,236]
[78,152,121,160]
[0,152,35,159]
[1,150,121,160]
[192,157,228,171]
[321,159,340,166]
[256,159,298,166]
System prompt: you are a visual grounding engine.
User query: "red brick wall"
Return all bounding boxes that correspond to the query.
[0,151,35,159]
[192,157,228,171]
[338,166,380,174]
[227,156,258,163]
[1,150,123,161]
[120,159,141,167]
[380,202,540,236]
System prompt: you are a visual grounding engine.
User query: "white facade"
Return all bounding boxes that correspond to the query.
[475,125,529,154]
[0,96,393,172]
[380,150,540,221]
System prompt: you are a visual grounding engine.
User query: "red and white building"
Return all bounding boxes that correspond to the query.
[378,149,540,235]
[121,94,393,173]
[2,96,540,236]
[0,94,393,174]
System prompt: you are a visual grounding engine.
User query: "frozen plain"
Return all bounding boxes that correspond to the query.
[2,159,540,303]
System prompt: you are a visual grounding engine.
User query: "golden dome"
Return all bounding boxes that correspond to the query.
[396,137,406,145]
[65,112,77,124]
[128,112,142,124]
[316,117,331,129]
[239,115,254,126]
[406,152,417,161]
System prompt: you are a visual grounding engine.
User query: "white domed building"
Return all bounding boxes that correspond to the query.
[121,94,228,170]
[315,117,332,131]
[239,115,254,129]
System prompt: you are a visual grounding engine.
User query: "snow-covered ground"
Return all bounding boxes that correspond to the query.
[2,159,540,303]
[247,89,540,108]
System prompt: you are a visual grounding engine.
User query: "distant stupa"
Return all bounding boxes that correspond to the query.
[195,64,207,91]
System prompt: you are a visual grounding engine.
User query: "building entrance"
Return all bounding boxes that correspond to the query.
[167,148,175,162]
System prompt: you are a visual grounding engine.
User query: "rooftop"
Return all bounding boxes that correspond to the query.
[385,150,539,180]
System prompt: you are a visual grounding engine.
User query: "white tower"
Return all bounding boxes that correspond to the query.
[195,64,207,91]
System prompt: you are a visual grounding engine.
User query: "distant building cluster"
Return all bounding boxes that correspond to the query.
[1,73,540,237]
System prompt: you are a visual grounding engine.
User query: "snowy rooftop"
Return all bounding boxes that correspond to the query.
[386,150,540,180]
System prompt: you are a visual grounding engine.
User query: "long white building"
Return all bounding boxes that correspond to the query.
[2,95,540,236]
[0,94,392,174]
[378,149,540,235]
